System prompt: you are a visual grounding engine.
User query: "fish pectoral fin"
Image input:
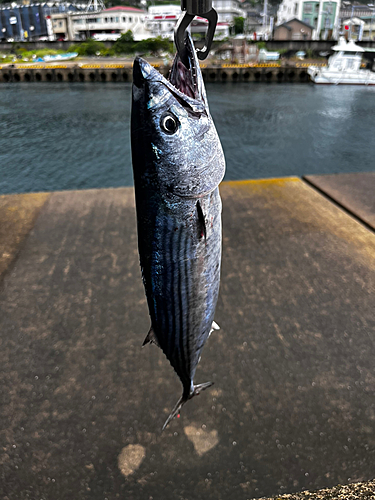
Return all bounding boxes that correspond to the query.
[162,381,214,430]
[209,320,220,337]
[142,327,160,348]
[196,200,206,240]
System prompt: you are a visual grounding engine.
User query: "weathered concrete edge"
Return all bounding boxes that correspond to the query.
[255,478,375,499]
[303,175,375,234]
[0,191,51,283]
[2,175,374,286]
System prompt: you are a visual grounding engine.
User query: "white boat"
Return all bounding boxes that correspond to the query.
[43,53,78,63]
[308,37,375,85]
[258,48,280,62]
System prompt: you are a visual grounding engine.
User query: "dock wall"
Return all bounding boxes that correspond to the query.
[0,64,313,83]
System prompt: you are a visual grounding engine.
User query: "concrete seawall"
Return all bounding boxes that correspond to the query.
[0,175,374,499]
[0,64,312,83]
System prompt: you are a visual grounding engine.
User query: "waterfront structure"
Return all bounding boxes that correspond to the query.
[274,18,314,39]
[144,4,180,39]
[145,4,230,40]
[212,0,247,24]
[0,2,82,42]
[276,0,341,39]
[69,6,148,41]
[338,4,375,40]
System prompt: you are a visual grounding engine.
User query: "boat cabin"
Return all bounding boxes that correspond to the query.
[328,37,365,72]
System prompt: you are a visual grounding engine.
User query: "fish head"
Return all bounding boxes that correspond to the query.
[131,33,225,199]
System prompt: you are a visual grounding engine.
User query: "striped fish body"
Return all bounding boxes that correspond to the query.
[131,34,225,428]
[137,188,222,387]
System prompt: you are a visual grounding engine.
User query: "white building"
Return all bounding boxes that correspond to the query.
[145,4,230,40]
[212,0,247,24]
[70,6,148,41]
[145,4,181,39]
[277,0,341,39]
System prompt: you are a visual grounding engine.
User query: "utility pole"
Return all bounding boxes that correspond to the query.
[262,0,268,29]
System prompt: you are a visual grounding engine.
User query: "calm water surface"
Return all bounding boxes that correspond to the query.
[0,82,374,194]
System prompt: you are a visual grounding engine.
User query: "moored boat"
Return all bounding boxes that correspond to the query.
[308,37,375,85]
[43,53,78,63]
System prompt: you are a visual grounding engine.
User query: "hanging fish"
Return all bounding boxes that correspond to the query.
[131,33,226,429]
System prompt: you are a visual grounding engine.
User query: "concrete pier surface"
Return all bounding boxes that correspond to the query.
[0,177,375,500]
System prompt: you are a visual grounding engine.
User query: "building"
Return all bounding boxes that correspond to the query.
[274,17,314,39]
[144,4,181,39]
[277,0,341,39]
[0,2,82,41]
[145,4,230,41]
[338,5,375,40]
[69,6,148,41]
[212,0,247,24]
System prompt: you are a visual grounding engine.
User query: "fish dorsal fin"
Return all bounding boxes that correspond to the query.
[196,200,206,240]
[142,327,160,348]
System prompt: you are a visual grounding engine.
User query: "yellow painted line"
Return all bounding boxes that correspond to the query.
[222,64,252,68]
[12,65,46,69]
[81,64,101,69]
[104,64,125,68]
[223,177,301,187]
[253,64,280,68]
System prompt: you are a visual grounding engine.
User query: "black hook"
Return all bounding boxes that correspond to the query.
[174,7,218,67]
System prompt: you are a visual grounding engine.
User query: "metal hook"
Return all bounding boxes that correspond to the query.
[174,8,218,67]
[195,9,218,61]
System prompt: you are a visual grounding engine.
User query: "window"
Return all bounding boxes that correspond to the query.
[122,16,126,22]
[129,16,132,22]
[294,3,298,14]
[59,21,63,27]
[303,3,313,13]
[104,17,108,22]
[110,17,114,22]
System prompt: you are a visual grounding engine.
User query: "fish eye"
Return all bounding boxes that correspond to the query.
[160,113,179,135]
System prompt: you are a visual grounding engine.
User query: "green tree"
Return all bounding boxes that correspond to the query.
[136,37,173,55]
[69,38,106,56]
[113,30,134,53]
[233,16,245,35]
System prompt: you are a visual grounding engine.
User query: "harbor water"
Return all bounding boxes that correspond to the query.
[1,82,375,194]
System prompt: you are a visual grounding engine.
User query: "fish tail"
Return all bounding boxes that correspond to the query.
[162,381,214,431]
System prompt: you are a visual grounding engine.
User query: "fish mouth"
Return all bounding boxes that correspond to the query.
[132,33,207,113]
[169,32,201,101]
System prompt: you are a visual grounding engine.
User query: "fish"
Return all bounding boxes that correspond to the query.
[131,32,226,429]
